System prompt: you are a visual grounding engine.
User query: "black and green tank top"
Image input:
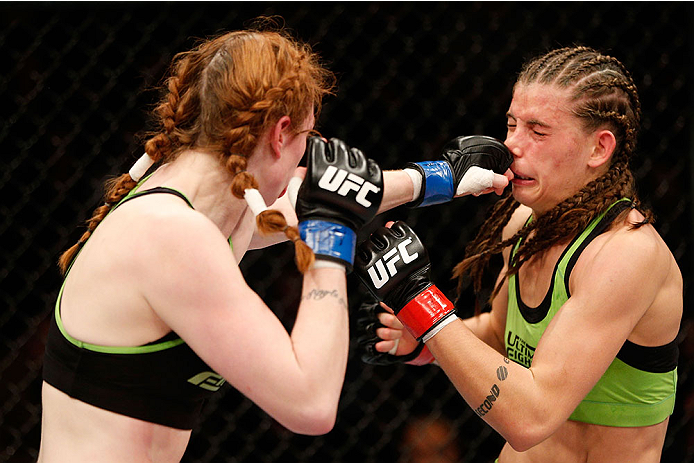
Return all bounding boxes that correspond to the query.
[505,199,678,427]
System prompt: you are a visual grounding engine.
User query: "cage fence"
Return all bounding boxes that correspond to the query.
[1,2,692,462]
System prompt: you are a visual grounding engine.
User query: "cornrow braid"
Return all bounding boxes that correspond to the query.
[537,46,592,83]
[558,54,617,86]
[520,47,566,82]
[582,76,640,116]
[454,46,651,310]
[601,54,642,118]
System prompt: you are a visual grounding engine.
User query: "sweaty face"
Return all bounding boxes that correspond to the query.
[504,83,597,214]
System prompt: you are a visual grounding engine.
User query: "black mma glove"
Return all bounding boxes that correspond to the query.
[354,221,457,342]
[404,135,512,207]
[356,296,437,366]
[297,137,383,270]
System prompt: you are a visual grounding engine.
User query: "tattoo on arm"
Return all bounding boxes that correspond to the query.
[302,289,347,309]
[474,360,510,418]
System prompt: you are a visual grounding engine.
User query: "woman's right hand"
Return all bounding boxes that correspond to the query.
[356,298,432,365]
[373,302,420,356]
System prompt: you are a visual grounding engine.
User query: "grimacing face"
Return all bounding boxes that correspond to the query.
[504,83,599,214]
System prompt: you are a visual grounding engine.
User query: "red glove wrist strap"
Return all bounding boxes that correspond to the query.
[397,285,455,341]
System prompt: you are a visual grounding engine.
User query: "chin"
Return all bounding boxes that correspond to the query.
[511,187,527,205]
[511,190,541,212]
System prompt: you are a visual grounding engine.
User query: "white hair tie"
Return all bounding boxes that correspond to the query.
[286,176,303,210]
[244,188,268,216]
[129,153,155,182]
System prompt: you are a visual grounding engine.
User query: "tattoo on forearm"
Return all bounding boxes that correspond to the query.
[474,359,510,418]
[497,357,510,380]
[303,289,338,300]
[302,289,347,309]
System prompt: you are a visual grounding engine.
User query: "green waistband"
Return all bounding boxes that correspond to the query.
[569,358,677,427]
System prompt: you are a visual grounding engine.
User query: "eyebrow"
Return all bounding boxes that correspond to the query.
[506,112,551,128]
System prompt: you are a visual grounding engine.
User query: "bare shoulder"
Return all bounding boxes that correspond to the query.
[502,204,532,241]
[117,195,235,273]
[574,210,675,283]
[568,209,683,344]
[603,209,679,276]
[120,196,255,321]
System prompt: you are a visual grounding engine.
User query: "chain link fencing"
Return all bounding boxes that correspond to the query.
[1,2,692,462]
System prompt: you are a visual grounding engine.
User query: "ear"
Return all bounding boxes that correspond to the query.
[588,129,616,168]
[269,116,292,159]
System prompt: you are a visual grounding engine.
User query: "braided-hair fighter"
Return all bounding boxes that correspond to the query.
[355,47,682,463]
[39,22,514,463]
[39,25,384,462]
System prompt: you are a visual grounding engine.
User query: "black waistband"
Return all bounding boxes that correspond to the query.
[617,338,679,373]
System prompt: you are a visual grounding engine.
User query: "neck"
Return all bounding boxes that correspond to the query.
[141,149,249,237]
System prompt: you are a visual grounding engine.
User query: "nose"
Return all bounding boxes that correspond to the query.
[504,131,522,159]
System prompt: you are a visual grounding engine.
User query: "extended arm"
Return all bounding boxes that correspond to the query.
[379,135,513,213]
[250,136,512,250]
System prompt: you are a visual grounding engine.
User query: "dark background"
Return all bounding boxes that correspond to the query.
[1,2,692,462]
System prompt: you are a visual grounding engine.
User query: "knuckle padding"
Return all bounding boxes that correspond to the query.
[444,136,512,180]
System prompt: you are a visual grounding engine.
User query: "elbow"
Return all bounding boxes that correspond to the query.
[279,398,338,436]
[502,419,555,452]
[505,434,540,453]
[302,408,338,435]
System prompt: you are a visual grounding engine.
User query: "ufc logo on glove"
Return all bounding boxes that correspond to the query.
[366,239,419,289]
[296,137,384,271]
[318,166,381,207]
[355,221,457,343]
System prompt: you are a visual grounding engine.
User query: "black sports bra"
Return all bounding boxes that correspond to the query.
[42,187,226,429]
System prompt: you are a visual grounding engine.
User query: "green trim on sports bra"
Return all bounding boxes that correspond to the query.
[53,283,186,354]
[56,175,235,353]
